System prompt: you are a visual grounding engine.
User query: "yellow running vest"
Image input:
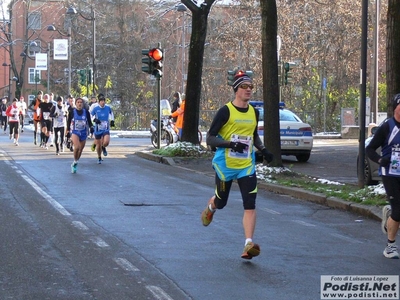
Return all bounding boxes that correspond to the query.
[218,102,257,169]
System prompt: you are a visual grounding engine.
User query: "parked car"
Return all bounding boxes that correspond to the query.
[357,121,386,185]
[249,101,313,162]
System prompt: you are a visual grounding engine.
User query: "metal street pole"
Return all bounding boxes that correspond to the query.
[68,26,72,95]
[181,12,185,93]
[92,7,96,94]
[372,0,380,124]
[358,0,368,188]
[8,64,11,100]
[157,76,161,149]
[47,43,50,94]
[156,42,162,149]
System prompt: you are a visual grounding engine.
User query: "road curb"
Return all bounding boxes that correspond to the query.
[136,152,383,222]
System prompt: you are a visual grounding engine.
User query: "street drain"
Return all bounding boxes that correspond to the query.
[119,200,180,206]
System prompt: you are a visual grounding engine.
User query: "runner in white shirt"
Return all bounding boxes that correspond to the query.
[18,96,27,132]
[50,96,67,155]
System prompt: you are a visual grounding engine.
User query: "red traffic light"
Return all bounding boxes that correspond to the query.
[149,48,163,61]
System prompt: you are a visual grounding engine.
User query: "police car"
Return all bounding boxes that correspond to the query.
[250,101,313,162]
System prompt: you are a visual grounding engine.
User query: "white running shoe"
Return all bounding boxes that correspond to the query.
[383,243,399,259]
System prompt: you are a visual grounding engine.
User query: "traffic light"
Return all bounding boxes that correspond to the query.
[78,69,87,85]
[227,70,236,86]
[284,62,296,85]
[141,49,152,74]
[149,48,163,78]
[278,61,283,85]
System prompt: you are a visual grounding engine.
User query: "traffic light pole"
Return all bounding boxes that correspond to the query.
[156,76,161,149]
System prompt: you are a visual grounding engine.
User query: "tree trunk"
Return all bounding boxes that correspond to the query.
[181,0,213,145]
[386,0,400,117]
[261,0,282,166]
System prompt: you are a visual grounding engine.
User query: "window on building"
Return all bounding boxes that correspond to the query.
[28,12,41,30]
[29,68,41,84]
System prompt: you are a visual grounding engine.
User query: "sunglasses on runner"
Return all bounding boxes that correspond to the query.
[239,83,254,90]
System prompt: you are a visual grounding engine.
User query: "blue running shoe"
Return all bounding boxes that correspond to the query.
[102,146,108,157]
[71,162,77,173]
[98,158,102,164]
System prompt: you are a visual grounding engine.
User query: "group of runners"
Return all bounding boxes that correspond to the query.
[3,91,114,173]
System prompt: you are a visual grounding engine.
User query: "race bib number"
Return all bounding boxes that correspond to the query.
[56,115,64,123]
[98,120,109,131]
[228,134,252,159]
[389,147,400,175]
[75,119,86,131]
[1,111,5,116]
[43,112,50,120]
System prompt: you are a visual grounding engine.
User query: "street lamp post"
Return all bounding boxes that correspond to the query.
[177,4,187,94]
[47,43,51,94]
[2,62,11,100]
[67,6,96,95]
[68,26,72,95]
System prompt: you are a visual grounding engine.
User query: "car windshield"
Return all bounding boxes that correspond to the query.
[256,107,303,123]
[280,110,302,122]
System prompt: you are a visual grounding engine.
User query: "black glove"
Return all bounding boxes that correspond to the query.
[229,141,247,153]
[110,120,115,127]
[380,155,391,168]
[90,127,94,134]
[66,132,71,139]
[262,148,274,163]
[93,118,101,124]
[168,115,173,119]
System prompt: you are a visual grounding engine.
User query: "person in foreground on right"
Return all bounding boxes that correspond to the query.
[366,93,400,259]
[202,73,273,260]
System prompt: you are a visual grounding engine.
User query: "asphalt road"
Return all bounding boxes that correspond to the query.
[283,138,360,185]
[1,132,395,300]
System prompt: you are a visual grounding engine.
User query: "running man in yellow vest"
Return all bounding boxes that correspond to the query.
[202,73,273,260]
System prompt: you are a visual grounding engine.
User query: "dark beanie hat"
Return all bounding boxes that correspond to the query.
[233,75,252,93]
[393,93,400,111]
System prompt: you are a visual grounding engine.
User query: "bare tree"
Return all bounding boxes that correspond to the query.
[180,0,215,144]
[260,0,282,166]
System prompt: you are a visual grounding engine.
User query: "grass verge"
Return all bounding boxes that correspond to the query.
[154,142,387,207]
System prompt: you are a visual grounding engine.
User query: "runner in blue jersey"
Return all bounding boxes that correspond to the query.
[66,97,94,173]
[91,93,115,164]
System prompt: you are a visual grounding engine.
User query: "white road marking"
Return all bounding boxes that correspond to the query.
[21,174,71,216]
[146,285,174,300]
[292,220,316,227]
[114,258,140,272]
[72,221,89,231]
[260,207,281,215]
[90,237,109,248]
